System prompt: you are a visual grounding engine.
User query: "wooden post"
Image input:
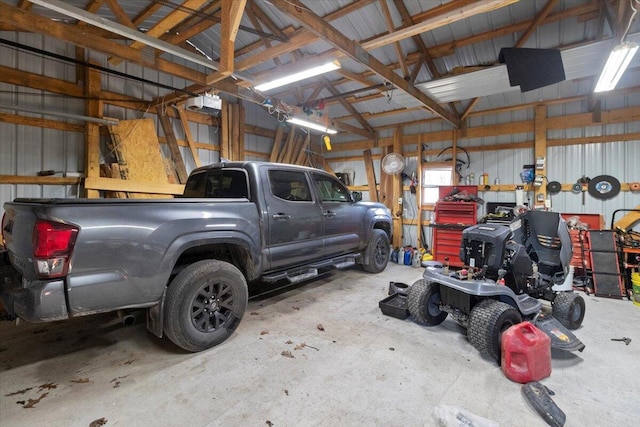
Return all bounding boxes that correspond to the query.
[269,125,285,162]
[84,62,101,198]
[363,149,378,202]
[177,108,201,168]
[158,113,188,183]
[534,105,547,208]
[220,100,230,160]
[392,127,403,248]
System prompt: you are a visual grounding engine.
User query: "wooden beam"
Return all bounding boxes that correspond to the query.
[158,113,189,183]
[177,108,202,168]
[85,62,102,199]
[364,0,518,50]
[362,149,378,202]
[379,0,408,77]
[270,125,285,162]
[84,177,185,196]
[111,0,209,66]
[0,112,84,133]
[208,0,247,84]
[322,80,375,136]
[391,128,403,248]
[269,0,460,128]
[0,175,80,185]
[515,0,559,48]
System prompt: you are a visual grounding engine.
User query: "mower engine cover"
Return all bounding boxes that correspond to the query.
[460,224,511,272]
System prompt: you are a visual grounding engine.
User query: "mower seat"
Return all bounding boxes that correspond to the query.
[511,211,572,276]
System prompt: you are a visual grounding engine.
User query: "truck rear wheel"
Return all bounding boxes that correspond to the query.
[164,260,248,352]
[408,279,448,325]
[362,229,390,273]
[468,299,522,362]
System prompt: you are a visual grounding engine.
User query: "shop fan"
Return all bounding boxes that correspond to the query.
[381,153,405,175]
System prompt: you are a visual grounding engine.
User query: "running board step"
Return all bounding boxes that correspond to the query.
[263,253,360,284]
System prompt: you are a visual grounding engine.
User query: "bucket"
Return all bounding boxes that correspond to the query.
[632,272,640,307]
[501,321,551,384]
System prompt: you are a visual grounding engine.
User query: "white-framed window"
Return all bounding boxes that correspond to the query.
[421,167,453,204]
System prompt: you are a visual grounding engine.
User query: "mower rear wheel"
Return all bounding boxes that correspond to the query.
[407,279,448,326]
[468,299,522,362]
[552,292,585,330]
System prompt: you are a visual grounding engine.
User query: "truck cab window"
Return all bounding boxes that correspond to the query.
[269,170,312,201]
[313,175,351,202]
[183,170,248,198]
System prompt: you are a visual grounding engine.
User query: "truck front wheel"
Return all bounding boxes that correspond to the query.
[362,229,390,273]
[164,260,248,352]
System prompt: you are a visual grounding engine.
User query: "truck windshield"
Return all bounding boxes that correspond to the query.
[183,169,249,198]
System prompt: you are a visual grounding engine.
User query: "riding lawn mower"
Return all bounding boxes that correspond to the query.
[408,210,586,361]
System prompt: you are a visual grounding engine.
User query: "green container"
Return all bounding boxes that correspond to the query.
[632,272,640,307]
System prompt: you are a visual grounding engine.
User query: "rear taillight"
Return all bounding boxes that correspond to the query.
[32,220,78,277]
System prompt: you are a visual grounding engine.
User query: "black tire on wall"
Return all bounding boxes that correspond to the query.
[362,229,390,273]
[407,279,448,326]
[468,299,522,362]
[552,292,585,330]
[164,260,248,352]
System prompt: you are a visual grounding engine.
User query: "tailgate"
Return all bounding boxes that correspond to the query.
[2,202,40,277]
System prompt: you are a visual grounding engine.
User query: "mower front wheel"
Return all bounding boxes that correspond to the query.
[468,299,522,362]
[552,292,585,330]
[408,279,448,326]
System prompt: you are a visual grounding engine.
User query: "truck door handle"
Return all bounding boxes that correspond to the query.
[272,213,291,220]
[323,211,336,217]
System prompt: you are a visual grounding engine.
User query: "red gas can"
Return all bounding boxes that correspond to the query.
[501,321,551,383]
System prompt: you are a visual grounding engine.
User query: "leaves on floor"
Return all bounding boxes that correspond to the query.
[284,389,289,396]
[316,324,325,331]
[260,330,269,335]
[70,378,91,384]
[284,340,293,344]
[90,417,108,427]
[22,392,48,408]
[281,351,294,358]
[5,387,33,396]
[123,359,136,365]
[266,421,273,427]
[292,306,300,310]
[250,312,260,315]
[38,383,57,391]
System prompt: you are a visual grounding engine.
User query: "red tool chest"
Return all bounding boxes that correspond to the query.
[432,201,478,267]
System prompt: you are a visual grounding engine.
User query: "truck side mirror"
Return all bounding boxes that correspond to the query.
[351,191,362,202]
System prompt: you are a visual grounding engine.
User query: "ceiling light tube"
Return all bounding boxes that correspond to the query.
[287,117,338,134]
[594,41,639,92]
[255,61,341,91]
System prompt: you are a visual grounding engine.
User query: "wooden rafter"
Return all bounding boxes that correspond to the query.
[206,0,247,84]
[109,0,209,65]
[269,0,460,128]
[379,0,408,78]
[322,80,375,136]
[462,0,559,118]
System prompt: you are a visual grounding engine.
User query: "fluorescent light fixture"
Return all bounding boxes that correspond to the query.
[287,117,338,134]
[254,61,341,91]
[594,41,639,92]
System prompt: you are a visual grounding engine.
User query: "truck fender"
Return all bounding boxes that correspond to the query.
[162,230,262,281]
[147,231,260,338]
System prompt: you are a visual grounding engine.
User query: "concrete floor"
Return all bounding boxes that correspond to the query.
[0,263,638,427]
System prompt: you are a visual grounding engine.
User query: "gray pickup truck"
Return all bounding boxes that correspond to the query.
[1,161,392,352]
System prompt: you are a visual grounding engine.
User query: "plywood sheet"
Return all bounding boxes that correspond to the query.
[107,119,169,199]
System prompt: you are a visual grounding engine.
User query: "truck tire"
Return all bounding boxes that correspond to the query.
[408,279,448,326]
[362,229,390,273]
[552,292,585,330]
[468,299,522,362]
[164,260,248,352]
